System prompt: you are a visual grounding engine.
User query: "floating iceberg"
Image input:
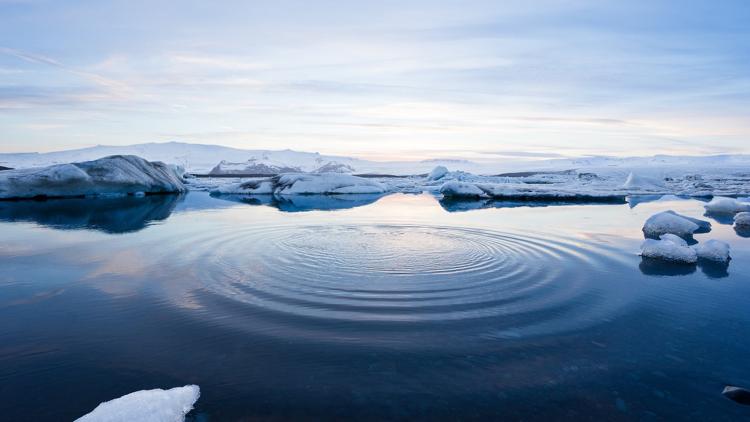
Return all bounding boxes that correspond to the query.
[642,211,704,239]
[427,166,449,181]
[75,385,199,422]
[735,212,750,227]
[640,235,698,263]
[213,173,386,195]
[704,197,750,214]
[692,240,731,263]
[0,155,186,200]
[621,172,666,191]
[439,181,487,198]
[663,210,712,233]
[439,181,624,201]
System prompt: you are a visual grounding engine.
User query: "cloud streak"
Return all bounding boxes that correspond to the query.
[0,1,748,157]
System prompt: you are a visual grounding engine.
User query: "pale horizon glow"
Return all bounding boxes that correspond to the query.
[1,1,749,161]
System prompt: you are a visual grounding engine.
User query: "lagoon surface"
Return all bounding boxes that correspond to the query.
[1,192,749,420]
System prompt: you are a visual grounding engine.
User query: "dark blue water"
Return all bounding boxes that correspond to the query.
[1,192,749,420]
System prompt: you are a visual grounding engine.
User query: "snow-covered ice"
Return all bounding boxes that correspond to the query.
[75,385,199,422]
[640,236,698,264]
[658,233,689,247]
[735,212,750,227]
[621,172,666,191]
[427,166,449,181]
[692,240,731,263]
[4,143,750,199]
[663,210,712,233]
[642,211,705,239]
[439,181,487,198]
[213,173,386,195]
[704,197,750,214]
[0,155,186,199]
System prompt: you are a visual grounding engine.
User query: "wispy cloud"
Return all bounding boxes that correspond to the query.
[0,47,133,98]
[0,1,748,157]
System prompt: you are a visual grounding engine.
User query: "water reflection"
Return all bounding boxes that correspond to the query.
[0,194,181,233]
[638,257,697,276]
[2,192,750,421]
[639,257,730,279]
[735,225,750,238]
[211,193,385,212]
[439,197,626,212]
[704,212,736,225]
[698,259,730,279]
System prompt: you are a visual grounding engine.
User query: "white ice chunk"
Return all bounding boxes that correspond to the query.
[735,212,750,227]
[704,197,750,214]
[642,211,700,238]
[659,233,688,247]
[212,173,385,195]
[439,181,487,198]
[640,238,698,263]
[0,155,186,199]
[75,385,200,422]
[663,210,711,232]
[622,172,666,191]
[427,166,449,181]
[692,240,731,263]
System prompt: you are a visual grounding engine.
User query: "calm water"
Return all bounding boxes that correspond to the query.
[1,192,749,420]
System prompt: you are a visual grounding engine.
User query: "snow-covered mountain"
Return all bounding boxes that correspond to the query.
[2,141,750,176]
[0,142,492,175]
[0,142,373,174]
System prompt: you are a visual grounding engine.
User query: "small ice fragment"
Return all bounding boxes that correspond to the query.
[640,238,698,264]
[642,211,700,239]
[734,212,750,227]
[704,197,750,214]
[75,385,200,422]
[427,166,449,181]
[439,181,487,198]
[692,240,731,263]
[723,386,750,405]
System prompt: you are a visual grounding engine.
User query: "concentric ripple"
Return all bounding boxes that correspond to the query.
[149,223,634,340]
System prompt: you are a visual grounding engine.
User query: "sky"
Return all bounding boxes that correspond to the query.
[0,0,749,160]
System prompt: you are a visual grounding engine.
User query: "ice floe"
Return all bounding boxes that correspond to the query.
[427,166,449,181]
[640,235,698,264]
[0,155,186,200]
[642,211,706,239]
[704,197,750,214]
[213,173,386,195]
[735,212,750,227]
[692,239,731,263]
[439,181,487,198]
[75,385,199,422]
[621,172,666,191]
